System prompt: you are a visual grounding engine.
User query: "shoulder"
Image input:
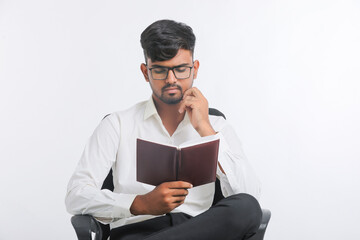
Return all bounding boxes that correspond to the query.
[106,100,148,121]
[94,100,148,136]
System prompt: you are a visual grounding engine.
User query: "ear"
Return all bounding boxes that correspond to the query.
[193,60,200,79]
[140,63,149,82]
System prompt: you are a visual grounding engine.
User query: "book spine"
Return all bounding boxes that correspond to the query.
[176,148,181,181]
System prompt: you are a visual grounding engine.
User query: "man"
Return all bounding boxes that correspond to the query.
[66,19,262,240]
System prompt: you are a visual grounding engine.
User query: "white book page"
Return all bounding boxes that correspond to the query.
[138,134,219,149]
[179,134,220,149]
[137,137,178,149]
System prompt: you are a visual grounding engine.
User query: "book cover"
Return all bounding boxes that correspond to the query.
[136,136,220,187]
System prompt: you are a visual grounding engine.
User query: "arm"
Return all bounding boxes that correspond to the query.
[65,115,136,222]
[66,114,192,219]
[215,123,261,199]
[179,87,261,199]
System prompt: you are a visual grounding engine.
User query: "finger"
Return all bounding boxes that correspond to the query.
[183,95,195,102]
[190,87,203,98]
[179,92,200,113]
[178,100,195,114]
[166,201,184,212]
[167,181,193,189]
[183,87,203,99]
[170,196,186,205]
[182,96,199,106]
[171,195,186,202]
[171,188,189,197]
[179,95,196,108]
[183,88,197,99]
[172,196,186,204]
[180,97,197,110]
[178,96,194,113]
[178,100,186,113]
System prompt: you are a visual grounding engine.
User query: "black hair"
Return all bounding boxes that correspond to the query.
[140,19,196,63]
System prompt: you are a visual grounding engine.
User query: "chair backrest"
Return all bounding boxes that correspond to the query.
[98,108,226,239]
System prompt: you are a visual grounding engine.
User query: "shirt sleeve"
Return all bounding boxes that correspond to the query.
[214,121,261,200]
[65,114,136,222]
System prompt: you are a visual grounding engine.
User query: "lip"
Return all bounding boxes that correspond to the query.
[164,87,180,93]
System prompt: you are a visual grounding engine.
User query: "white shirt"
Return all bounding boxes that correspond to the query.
[65,97,261,229]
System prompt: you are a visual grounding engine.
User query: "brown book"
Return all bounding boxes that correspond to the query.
[136,136,220,187]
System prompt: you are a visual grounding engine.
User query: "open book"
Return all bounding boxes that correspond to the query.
[136,135,220,187]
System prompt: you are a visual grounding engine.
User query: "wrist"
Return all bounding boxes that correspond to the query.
[130,195,146,215]
[196,122,216,137]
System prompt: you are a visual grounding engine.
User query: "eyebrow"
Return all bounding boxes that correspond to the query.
[149,63,192,68]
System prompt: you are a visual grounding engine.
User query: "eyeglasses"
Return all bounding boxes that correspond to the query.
[148,65,194,80]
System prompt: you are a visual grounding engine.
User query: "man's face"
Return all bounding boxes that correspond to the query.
[141,49,199,105]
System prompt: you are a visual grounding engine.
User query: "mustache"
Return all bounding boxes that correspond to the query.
[161,84,183,92]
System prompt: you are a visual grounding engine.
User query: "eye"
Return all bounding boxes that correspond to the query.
[153,68,167,74]
[175,67,187,73]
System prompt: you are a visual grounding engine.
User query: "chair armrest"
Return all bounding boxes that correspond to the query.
[247,209,271,240]
[259,209,271,232]
[71,215,103,240]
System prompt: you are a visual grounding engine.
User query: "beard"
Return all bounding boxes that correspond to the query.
[155,84,184,104]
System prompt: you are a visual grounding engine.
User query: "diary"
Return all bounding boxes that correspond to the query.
[136,136,220,187]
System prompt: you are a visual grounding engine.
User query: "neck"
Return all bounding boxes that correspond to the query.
[152,95,185,136]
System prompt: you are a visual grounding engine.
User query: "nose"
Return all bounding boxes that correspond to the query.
[166,69,177,84]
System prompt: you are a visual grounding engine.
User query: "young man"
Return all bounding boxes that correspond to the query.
[66,19,262,240]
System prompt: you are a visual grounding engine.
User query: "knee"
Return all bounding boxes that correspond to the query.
[219,193,262,233]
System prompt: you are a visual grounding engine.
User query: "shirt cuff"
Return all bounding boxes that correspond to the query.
[216,131,231,175]
[112,193,137,219]
[215,132,237,196]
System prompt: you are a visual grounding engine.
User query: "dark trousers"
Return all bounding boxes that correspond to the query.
[110,193,262,240]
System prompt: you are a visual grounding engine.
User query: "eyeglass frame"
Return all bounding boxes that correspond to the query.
[147,64,194,80]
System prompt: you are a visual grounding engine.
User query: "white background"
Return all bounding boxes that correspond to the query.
[1,0,359,239]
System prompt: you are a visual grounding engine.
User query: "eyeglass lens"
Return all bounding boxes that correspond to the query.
[151,67,191,80]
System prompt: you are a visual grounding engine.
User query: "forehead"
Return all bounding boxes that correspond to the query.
[147,49,193,67]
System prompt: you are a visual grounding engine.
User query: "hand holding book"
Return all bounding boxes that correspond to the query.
[130,181,192,216]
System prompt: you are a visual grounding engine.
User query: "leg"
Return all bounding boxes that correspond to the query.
[145,193,262,240]
[110,215,172,240]
[110,213,192,240]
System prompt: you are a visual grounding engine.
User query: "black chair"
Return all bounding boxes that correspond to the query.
[71,108,271,240]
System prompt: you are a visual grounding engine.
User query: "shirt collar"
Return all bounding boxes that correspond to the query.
[144,97,158,120]
[143,97,190,125]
